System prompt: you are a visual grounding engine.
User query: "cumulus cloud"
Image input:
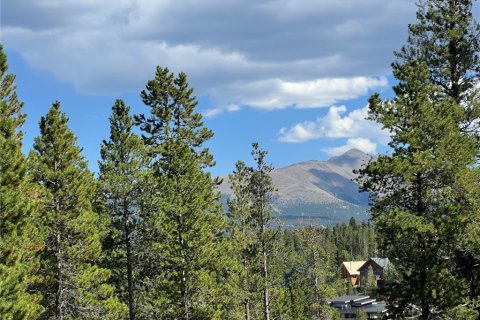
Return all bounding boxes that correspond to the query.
[1,0,417,109]
[278,105,388,143]
[213,77,387,110]
[322,138,377,156]
[278,104,389,154]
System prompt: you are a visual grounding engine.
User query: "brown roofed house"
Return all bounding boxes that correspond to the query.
[340,261,366,286]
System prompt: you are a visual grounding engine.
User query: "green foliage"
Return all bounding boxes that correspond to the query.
[346,279,353,295]
[394,0,480,105]
[394,4,480,304]
[356,308,368,320]
[365,265,376,295]
[359,53,479,319]
[0,44,44,319]
[444,304,479,320]
[136,67,231,319]
[249,143,276,320]
[278,224,364,318]
[98,99,150,320]
[359,1,480,317]
[333,220,376,262]
[297,226,337,317]
[227,160,258,319]
[29,102,126,319]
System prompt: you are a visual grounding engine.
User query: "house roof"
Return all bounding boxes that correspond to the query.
[328,295,388,314]
[328,295,370,304]
[363,303,387,314]
[371,257,390,268]
[359,257,391,271]
[341,261,366,275]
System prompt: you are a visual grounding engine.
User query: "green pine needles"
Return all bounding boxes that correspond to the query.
[135,67,230,319]
[0,44,44,320]
[99,100,150,320]
[29,102,126,319]
[358,0,480,318]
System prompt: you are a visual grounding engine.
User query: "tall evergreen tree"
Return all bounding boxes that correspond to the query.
[358,62,479,318]
[227,161,257,320]
[99,100,150,320]
[228,144,287,320]
[249,143,276,320]
[393,0,480,309]
[365,266,376,294]
[298,226,337,317]
[0,45,44,319]
[136,67,231,319]
[29,102,125,319]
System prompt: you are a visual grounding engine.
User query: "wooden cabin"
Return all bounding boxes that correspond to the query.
[340,261,366,286]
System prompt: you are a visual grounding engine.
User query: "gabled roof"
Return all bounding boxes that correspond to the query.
[371,257,390,268]
[341,261,366,275]
[359,257,390,271]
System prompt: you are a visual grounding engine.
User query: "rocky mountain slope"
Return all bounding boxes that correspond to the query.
[219,149,372,226]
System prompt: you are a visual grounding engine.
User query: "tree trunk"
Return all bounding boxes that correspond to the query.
[54,173,65,320]
[243,257,251,320]
[176,170,189,320]
[124,200,135,320]
[244,298,251,320]
[262,223,270,320]
[313,250,321,317]
[420,264,429,320]
[263,246,270,320]
[56,232,65,320]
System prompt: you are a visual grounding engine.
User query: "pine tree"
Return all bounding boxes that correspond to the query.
[346,279,353,296]
[29,102,126,319]
[299,226,337,317]
[391,0,480,311]
[365,266,376,294]
[227,160,257,320]
[249,143,276,320]
[136,67,231,319]
[358,61,479,318]
[0,45,44,319]
[394,0,480,109]
[98,100,150,320]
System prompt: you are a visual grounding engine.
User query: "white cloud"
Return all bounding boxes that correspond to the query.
[202,104,241,118]
[213,77,387,110]
[278,105,390,154]
[1,0,418,109]
[322,138,377,156]
[278,105,388,143]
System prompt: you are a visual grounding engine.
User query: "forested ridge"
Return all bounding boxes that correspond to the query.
[1,0,480,319]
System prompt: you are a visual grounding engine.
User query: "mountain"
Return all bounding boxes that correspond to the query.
[218,149,372,226]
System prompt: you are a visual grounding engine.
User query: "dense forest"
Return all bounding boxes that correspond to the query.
[1,0,480,319]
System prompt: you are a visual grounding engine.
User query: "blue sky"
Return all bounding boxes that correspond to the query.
[3,0,474,176]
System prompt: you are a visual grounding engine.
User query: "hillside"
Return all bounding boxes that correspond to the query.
[219,148,372,226]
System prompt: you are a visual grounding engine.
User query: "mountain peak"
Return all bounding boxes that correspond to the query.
[342,148,367,157]
[217,147,371,226]
[327,148,370,168]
